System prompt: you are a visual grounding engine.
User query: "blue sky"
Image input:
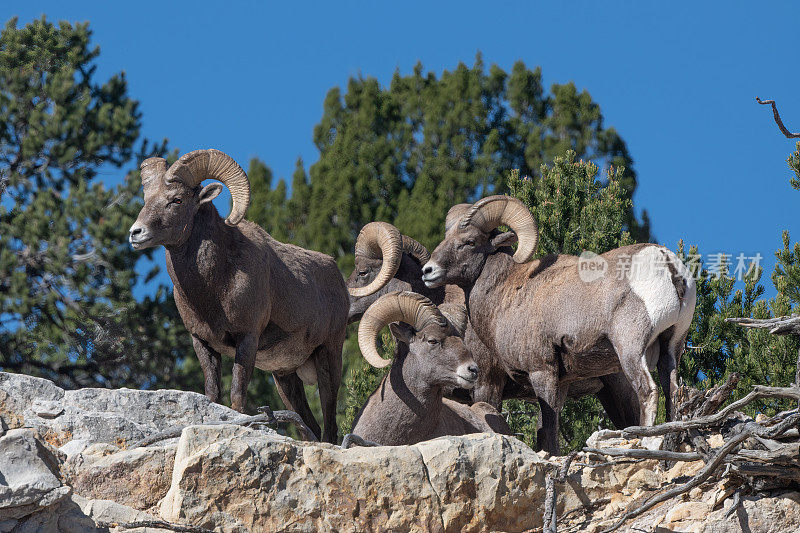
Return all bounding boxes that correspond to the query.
[6,1,800,300]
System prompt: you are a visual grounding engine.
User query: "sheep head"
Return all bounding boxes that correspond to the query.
[129,149,250,249]
[358,291,477,389]
[422,195,538,288]
[346,222,432,320]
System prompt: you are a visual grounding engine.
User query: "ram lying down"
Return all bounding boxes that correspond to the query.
[348,291,511,446]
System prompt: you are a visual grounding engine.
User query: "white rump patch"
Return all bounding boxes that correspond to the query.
[627,246,689,340]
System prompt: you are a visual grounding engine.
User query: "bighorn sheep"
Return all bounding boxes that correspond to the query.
[128,149,348,443]
[422,195,696,454]
[350,291,510,445]
[346,221,641,429]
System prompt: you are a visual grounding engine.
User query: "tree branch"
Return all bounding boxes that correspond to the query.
[756,97,800,138]
[726,314,800,335]
[601,430,750,533]
[623,385,800,438]
[583,447,702,462]
[96,520,214,533]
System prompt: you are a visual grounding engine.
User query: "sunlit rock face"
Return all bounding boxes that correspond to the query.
[2,371,799,532]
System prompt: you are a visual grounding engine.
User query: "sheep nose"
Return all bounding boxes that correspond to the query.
[467,364,479,379]
[422,265,433,275]
[129,224,149,246]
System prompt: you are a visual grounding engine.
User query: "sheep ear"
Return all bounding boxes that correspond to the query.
[389,322,413,346]
[490,231,517,250]
[198,182,223,205]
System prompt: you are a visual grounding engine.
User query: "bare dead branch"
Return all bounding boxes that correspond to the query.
[726,314,800,335]
[543,451,578,533]
[583,447,702,462]
[96,519,215,533]
[736,441,800,464]
[623,385,800,438]
[756,97,800,138]
[559,451,579,481]
[543,473,557,533]
[601,430,750,533]
[696,373,740,416]
[724,490,742,520]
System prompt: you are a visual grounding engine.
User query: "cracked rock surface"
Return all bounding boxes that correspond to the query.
[2,371,800,532]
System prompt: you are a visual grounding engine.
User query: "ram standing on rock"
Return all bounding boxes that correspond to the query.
[128,149,349,444]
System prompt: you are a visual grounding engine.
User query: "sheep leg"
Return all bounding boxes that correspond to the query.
[530,370,566,455]
[273,372,322,441]
[657,332,680,422]
[612,336,659,427]
[192,335,222,404]
[597,372,641,429]
[313,341,343,444]
[231,333,258,412]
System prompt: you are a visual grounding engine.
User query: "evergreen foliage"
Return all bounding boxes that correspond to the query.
[339,331,393,437]
[0,18,193,398]
[681,142,800,417]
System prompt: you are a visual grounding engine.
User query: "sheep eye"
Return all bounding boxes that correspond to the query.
[427,338,440,345]
[467,239,475,246]
[358,270,368,277]
[171,198,182,205]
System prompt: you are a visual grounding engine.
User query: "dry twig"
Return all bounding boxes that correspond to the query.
[543,451,578,533]
[96,519,215,533]
[623,385,800,438]
[756,97,800,138]
[601,431,750,533]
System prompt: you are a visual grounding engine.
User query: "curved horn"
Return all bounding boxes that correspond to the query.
[165,149,250,226]
[400,234,430,265]
[358,291,447,368]
[140,157,167,190]
[461,195,538,263]
[348,222,403,298]
[445,203,472,233]
[438,302,468,336]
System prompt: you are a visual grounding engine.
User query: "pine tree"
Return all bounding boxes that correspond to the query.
[297,56,647,269]
[680,141,800,417]
[0,17,191,393]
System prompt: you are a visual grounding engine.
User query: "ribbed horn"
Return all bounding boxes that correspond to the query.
[445,203,472,233]
[348,222,403,298]
[400,234,430,265]
[165,149,250,226]
[461,195,538,263]
[140,157,167,191]
[438,302,468,336]
[357,291,447,368]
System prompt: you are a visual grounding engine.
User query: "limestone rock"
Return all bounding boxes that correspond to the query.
[702,491,800,533]
[160,424,551,533]
[66,444,177,513]
[0,428,70,521]
[0,371,263,457]
[3,371,800,533]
